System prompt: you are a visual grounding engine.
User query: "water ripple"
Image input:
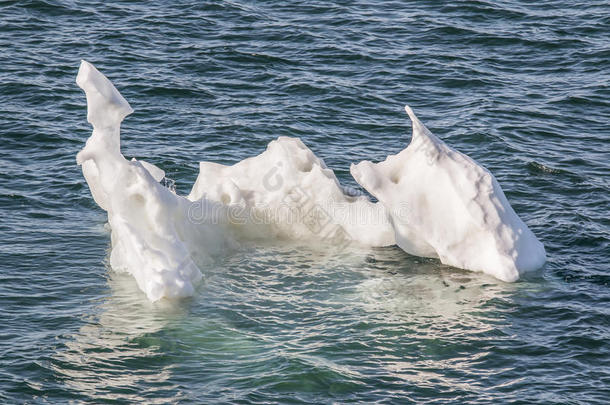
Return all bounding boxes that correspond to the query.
[1,0,608,403]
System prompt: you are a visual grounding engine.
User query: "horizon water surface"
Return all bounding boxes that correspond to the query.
[1,1,609,404]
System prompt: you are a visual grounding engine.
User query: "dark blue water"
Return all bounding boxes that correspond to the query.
[1,1,609,403]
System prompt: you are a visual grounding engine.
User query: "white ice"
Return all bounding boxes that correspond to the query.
[351,106,546,282]
[188,137,394,246]
[76,60,235,301]
[76,60,393,301]
[76,61,545,300]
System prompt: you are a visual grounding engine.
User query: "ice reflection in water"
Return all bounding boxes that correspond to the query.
[53,244,517,402]
[353,248,517,397]
[51,272,190,403]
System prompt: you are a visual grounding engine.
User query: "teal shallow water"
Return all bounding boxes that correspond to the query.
[1,1,609,403]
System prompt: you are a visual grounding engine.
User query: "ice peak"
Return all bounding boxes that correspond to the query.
[76,60,133,129]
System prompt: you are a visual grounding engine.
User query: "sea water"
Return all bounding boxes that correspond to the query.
[0,1,608,403]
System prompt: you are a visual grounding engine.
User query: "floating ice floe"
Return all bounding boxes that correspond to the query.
[76,60,237,301]
[351,106,546,282]
[75,60,393,300]
[76,60,545,300]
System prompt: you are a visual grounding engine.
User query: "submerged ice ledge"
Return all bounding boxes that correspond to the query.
[76,60,545,300]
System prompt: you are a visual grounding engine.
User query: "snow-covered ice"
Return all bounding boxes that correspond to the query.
[351,106,546,282]
[76,61,545,300]
[188,137,395,246]
[76,60,234,301]
[75,60,393,301]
